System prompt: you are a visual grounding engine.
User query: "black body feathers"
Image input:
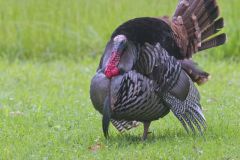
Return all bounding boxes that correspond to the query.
[90,0,226,139]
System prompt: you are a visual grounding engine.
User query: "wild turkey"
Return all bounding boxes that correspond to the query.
[90,0,226,139]
[91,43,206,139]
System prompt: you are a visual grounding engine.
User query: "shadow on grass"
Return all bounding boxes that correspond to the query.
[103,129,204,146]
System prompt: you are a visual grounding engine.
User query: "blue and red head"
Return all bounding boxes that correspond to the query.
[104,35,127,78]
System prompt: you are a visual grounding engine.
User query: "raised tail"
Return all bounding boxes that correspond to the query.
[172,0,226,58]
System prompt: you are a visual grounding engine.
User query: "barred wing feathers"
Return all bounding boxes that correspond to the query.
[140,43,206,134]
[164,74,206,134]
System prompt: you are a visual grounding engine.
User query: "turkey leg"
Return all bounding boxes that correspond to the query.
[142,122,151,140]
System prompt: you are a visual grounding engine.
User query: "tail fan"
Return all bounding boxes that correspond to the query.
[172,0,226,57]
[201,17,224,40]
[199,33,226,51]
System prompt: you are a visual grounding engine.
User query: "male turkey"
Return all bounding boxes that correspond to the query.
[91,43,206,140]
[90,0,226,139]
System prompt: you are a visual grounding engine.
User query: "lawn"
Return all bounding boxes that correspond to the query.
[0,0,239,60]
[0,58,239,159]
[0,0,240,159]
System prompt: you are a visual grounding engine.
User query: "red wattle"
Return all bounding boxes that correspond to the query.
[104,52,120,78]
[104,66,120,78]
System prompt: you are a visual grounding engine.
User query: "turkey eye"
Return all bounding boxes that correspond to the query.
[121,40,126,45]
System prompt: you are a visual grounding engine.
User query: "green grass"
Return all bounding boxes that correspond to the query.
[0,0,240,159]
[0,58,239,159]
[0,0,239,60]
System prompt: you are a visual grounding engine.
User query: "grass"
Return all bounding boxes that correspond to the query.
[0,0,239,60]
[0,0,240,159]
[0,58,239,159]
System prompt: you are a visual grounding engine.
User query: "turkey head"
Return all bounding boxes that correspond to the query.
[104,35,128,78]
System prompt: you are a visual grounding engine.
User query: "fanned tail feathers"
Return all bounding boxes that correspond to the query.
[201,17,224,40]
[173,0,226,56]
[199,33,226,51]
